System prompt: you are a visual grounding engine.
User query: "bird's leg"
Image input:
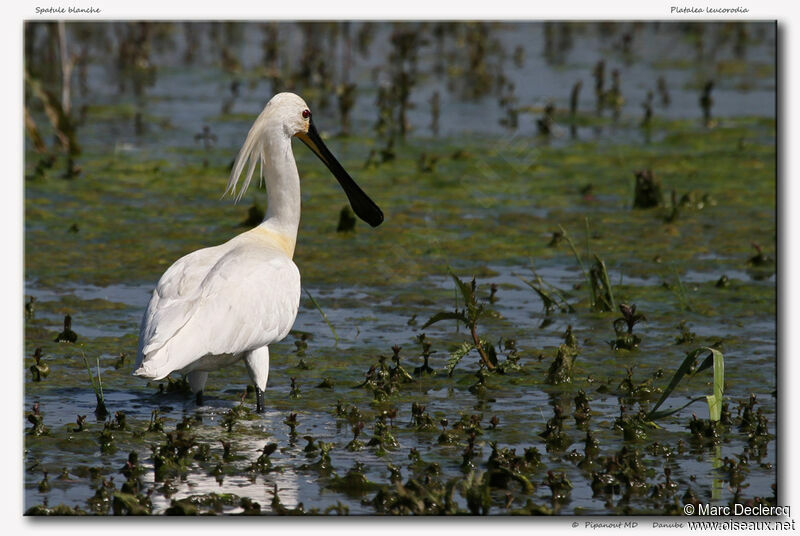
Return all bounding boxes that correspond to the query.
[255,388,265,413]
[245,346,270,414]
[187,370,209,407]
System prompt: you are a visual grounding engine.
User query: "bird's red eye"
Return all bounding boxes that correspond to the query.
[302,109,310,119]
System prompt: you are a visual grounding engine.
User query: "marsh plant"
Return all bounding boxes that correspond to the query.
[82,354,108,419]
[647,346,725,424]
[422,271,500,373]
[611,303,646,350]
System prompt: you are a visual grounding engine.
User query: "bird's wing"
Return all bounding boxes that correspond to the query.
[136,245,224,363]
[134,242,301,379]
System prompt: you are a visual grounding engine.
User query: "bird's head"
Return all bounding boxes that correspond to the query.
[227,92,383,228]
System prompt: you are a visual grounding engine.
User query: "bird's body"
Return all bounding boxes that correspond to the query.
[134,92,383,411]
[134,226,301,380]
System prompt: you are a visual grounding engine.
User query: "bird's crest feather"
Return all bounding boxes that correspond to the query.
[225,107,271,202]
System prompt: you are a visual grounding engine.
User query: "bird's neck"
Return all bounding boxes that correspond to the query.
[259,134,301,256]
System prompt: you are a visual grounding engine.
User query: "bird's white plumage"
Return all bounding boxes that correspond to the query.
[134,93,311,394]
[134,229,301,380]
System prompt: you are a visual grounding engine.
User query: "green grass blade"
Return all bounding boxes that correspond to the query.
[647,396,707,421]
[706,348,724,421]
[96,357,104,401]
[519,277,558,312]
[304,288,339,344]
[558,224,591,291]
[82,356,98,398]
[646,347,719,421]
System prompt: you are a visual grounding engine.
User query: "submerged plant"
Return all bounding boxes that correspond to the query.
[675,321,696,345]
[520,273,574,315]
[55,314,78,343]
[589,256,616,312]
[345,421,365,451]
[303,289,338,344]
[558,222,615,312]
[238,201,264,228]
[29,348,49,382]
[336,205,356,232]
[546,343,578,385]
[193,125,216,168]
[413,333,435,376]
[633,169,663,209]
[283,412,298,440]
[250,443,278,473]
[422,271,499,373]
[27,402,47,436]
[82,353,108,419]
[536,102,555,136]
[611,303,646,350]
[747,242,774,267]
[700,80,715,127]
[408,402,436,432]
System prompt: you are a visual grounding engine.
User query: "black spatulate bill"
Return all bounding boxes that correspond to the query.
[297,119,384,227]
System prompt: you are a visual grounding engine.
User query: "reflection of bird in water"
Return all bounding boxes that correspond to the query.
[134,93,383,412]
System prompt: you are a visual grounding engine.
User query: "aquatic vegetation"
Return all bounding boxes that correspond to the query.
[412,333,435,376]
[345,421,365,451]
[193,126,217,168]
[74,414,87,432]
[408,403,436,432]
[700,80,715,127]
[633,169,664,209]
[747,242,774,267]
[336,83,357,136]
[540,404,570,451]
[536,103,555,137]
[303,289,338,344]
[27,402,47,436]
[289,377,301,399]
[300,440,334,475]
[647,346,725,422]
[24,59,82,178]
[82,354,107,419]
[675,321,697,345]
[611,303,646,350]
[520,273,574,315]
[336,205,356,232]
[429,91,440,136]
[29,348,49,382]
[239,201,265,228]
[54,314,78,343]
[422,272,500,373]
[546,343,578,385]
[641,90,654,129]
[556,223,615,312]
[152,425,199,482]
[327,462,380,496]
[574,390,591,428]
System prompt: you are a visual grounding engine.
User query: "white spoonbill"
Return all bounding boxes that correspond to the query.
[133,92,383,412]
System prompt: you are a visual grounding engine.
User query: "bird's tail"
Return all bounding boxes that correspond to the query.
[132,364,169,381]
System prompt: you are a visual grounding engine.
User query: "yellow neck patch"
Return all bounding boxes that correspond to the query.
[251,226,296,258]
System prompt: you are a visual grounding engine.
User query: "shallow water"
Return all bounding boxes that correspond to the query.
[24,21,775,515]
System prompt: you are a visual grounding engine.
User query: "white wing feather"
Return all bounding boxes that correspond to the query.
[134,237,300,380]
